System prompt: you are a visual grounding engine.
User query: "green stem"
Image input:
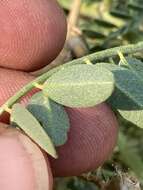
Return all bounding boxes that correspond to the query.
[0,67,58,115]
[0,41,143,115]
[68,41,143,65]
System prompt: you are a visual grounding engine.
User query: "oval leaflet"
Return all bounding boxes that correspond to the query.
[11,103,58,158]
[43,64,115,107]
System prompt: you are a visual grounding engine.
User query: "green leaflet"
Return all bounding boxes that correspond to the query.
[118,109,143,128]
[96,62,143,128]
[108,69,143,110]
[125,57,143,79]
[43,64,114,108]
[11,104,58,158]
[27,92,70,146]
[95,62,125,71]
[108,69,143,128]
[118,58,143,127]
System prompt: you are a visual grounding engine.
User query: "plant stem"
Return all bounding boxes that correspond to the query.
[1,41,143,115]
[69,41,143,65]
[0,67,58,115]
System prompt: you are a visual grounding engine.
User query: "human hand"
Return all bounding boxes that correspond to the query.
[0,1,118,189]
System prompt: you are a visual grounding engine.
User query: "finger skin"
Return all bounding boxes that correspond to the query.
[0,68,34,107]
[0,68,36,123]
[0,123,53,190]
[50,105,118,177]
[0,0,67,71]
[0,68,119,177]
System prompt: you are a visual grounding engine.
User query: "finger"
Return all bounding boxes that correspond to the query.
[0,123,53,190]
[0,68,34,106]
[50,105,118,176]
[0,68,118,176]
[0,68,35,123]
[0,0,67,71]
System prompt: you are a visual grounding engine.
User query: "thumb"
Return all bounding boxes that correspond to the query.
[0,123,53,190]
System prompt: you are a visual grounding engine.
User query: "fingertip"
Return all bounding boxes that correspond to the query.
[0,123,53,190]
[0,0,67,71]
[50,104,119,177]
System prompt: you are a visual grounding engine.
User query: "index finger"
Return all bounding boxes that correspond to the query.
[0,0,67,71]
